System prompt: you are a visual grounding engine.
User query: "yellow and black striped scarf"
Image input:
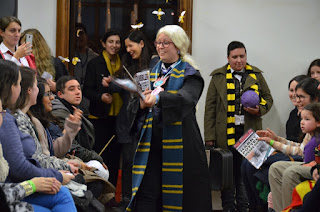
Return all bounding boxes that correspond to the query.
[226,64,267,146]
[127,59,186,212]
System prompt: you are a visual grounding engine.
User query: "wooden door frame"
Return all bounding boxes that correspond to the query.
[56,0,193,62]
[179,0,193,52]
[56,0,70,59]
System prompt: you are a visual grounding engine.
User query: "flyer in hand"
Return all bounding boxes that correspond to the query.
[41,71,53,80]
[233,128,275,169]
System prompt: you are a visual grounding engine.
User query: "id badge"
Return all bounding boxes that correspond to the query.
[235,115,245,125]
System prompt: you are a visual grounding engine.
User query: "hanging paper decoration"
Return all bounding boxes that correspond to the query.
[58,56,70,63]
[58,56,81,65]
[179,11,186,23]
[152,8,165,20]
[76,29,83,37]
[131,22,144,29]
[166,0,168,3]
[72,57,81,65]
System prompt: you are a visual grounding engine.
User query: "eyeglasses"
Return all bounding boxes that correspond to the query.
[44,91,53,97]
[294,94,308,101]
[154,41,173,48]
[0,110,6,118]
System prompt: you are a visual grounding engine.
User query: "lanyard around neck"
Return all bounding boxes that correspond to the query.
[155,59,182,81]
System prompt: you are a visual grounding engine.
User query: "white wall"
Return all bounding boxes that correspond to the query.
[193,0,320,138]
[18,0,320,138]
[17,0,57,55]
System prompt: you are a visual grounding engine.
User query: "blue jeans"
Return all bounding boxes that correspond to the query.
[23,186,76,212]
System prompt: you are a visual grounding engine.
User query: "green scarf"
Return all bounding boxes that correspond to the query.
[226,64,267,146]
[127,59,186,212]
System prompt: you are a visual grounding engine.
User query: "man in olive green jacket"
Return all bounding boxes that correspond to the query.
[204,41,273,212]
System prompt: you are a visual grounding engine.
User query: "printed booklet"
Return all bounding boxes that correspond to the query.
[111,69,151,100]
[233,128,275,169]
[134,69,151,91]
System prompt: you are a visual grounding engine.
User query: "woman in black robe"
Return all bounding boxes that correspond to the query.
[127,25,212,212]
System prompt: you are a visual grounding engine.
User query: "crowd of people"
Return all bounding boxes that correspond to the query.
[204,44,320,212]
[0,14,319,212]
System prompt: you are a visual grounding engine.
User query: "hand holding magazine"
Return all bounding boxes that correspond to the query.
[111,78,146,100]
[111,67,151,100]
[233,128,275,169]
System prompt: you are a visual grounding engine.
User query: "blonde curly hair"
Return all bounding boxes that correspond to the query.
[21,29,56,78]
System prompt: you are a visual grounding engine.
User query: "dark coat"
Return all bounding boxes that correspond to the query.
[128,65,212,212]
[74,48,99,85]
[83,55,120,119]
[286,107,301,142]
[52,57,69,81]
[204,64,273,149]
[117,56,159,144]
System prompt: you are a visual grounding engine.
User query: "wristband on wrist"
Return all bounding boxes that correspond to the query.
[20,181,34,196]
[269,139,274,146]
[27,180,36,193]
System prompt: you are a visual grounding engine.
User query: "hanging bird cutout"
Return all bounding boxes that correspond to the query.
[152,8,165,20]
[72,57,81,65]
[131,22,144,29]
[179,11,186,23]
[58,56,70,63]
[76,29,83,37]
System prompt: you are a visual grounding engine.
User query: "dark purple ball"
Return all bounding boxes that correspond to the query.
[241,90,260,108]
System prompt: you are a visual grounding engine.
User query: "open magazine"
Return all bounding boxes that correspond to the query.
[111,68,151,100]
[112,78,146,100]
[233,128,275,169]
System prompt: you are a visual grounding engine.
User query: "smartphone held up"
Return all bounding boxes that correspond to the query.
[25,34,33,54]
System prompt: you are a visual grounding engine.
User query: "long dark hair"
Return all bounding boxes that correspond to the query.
[13,67,36,112]
[120,30,153,77]
[0,60,20,109]
[30,77,60,128]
